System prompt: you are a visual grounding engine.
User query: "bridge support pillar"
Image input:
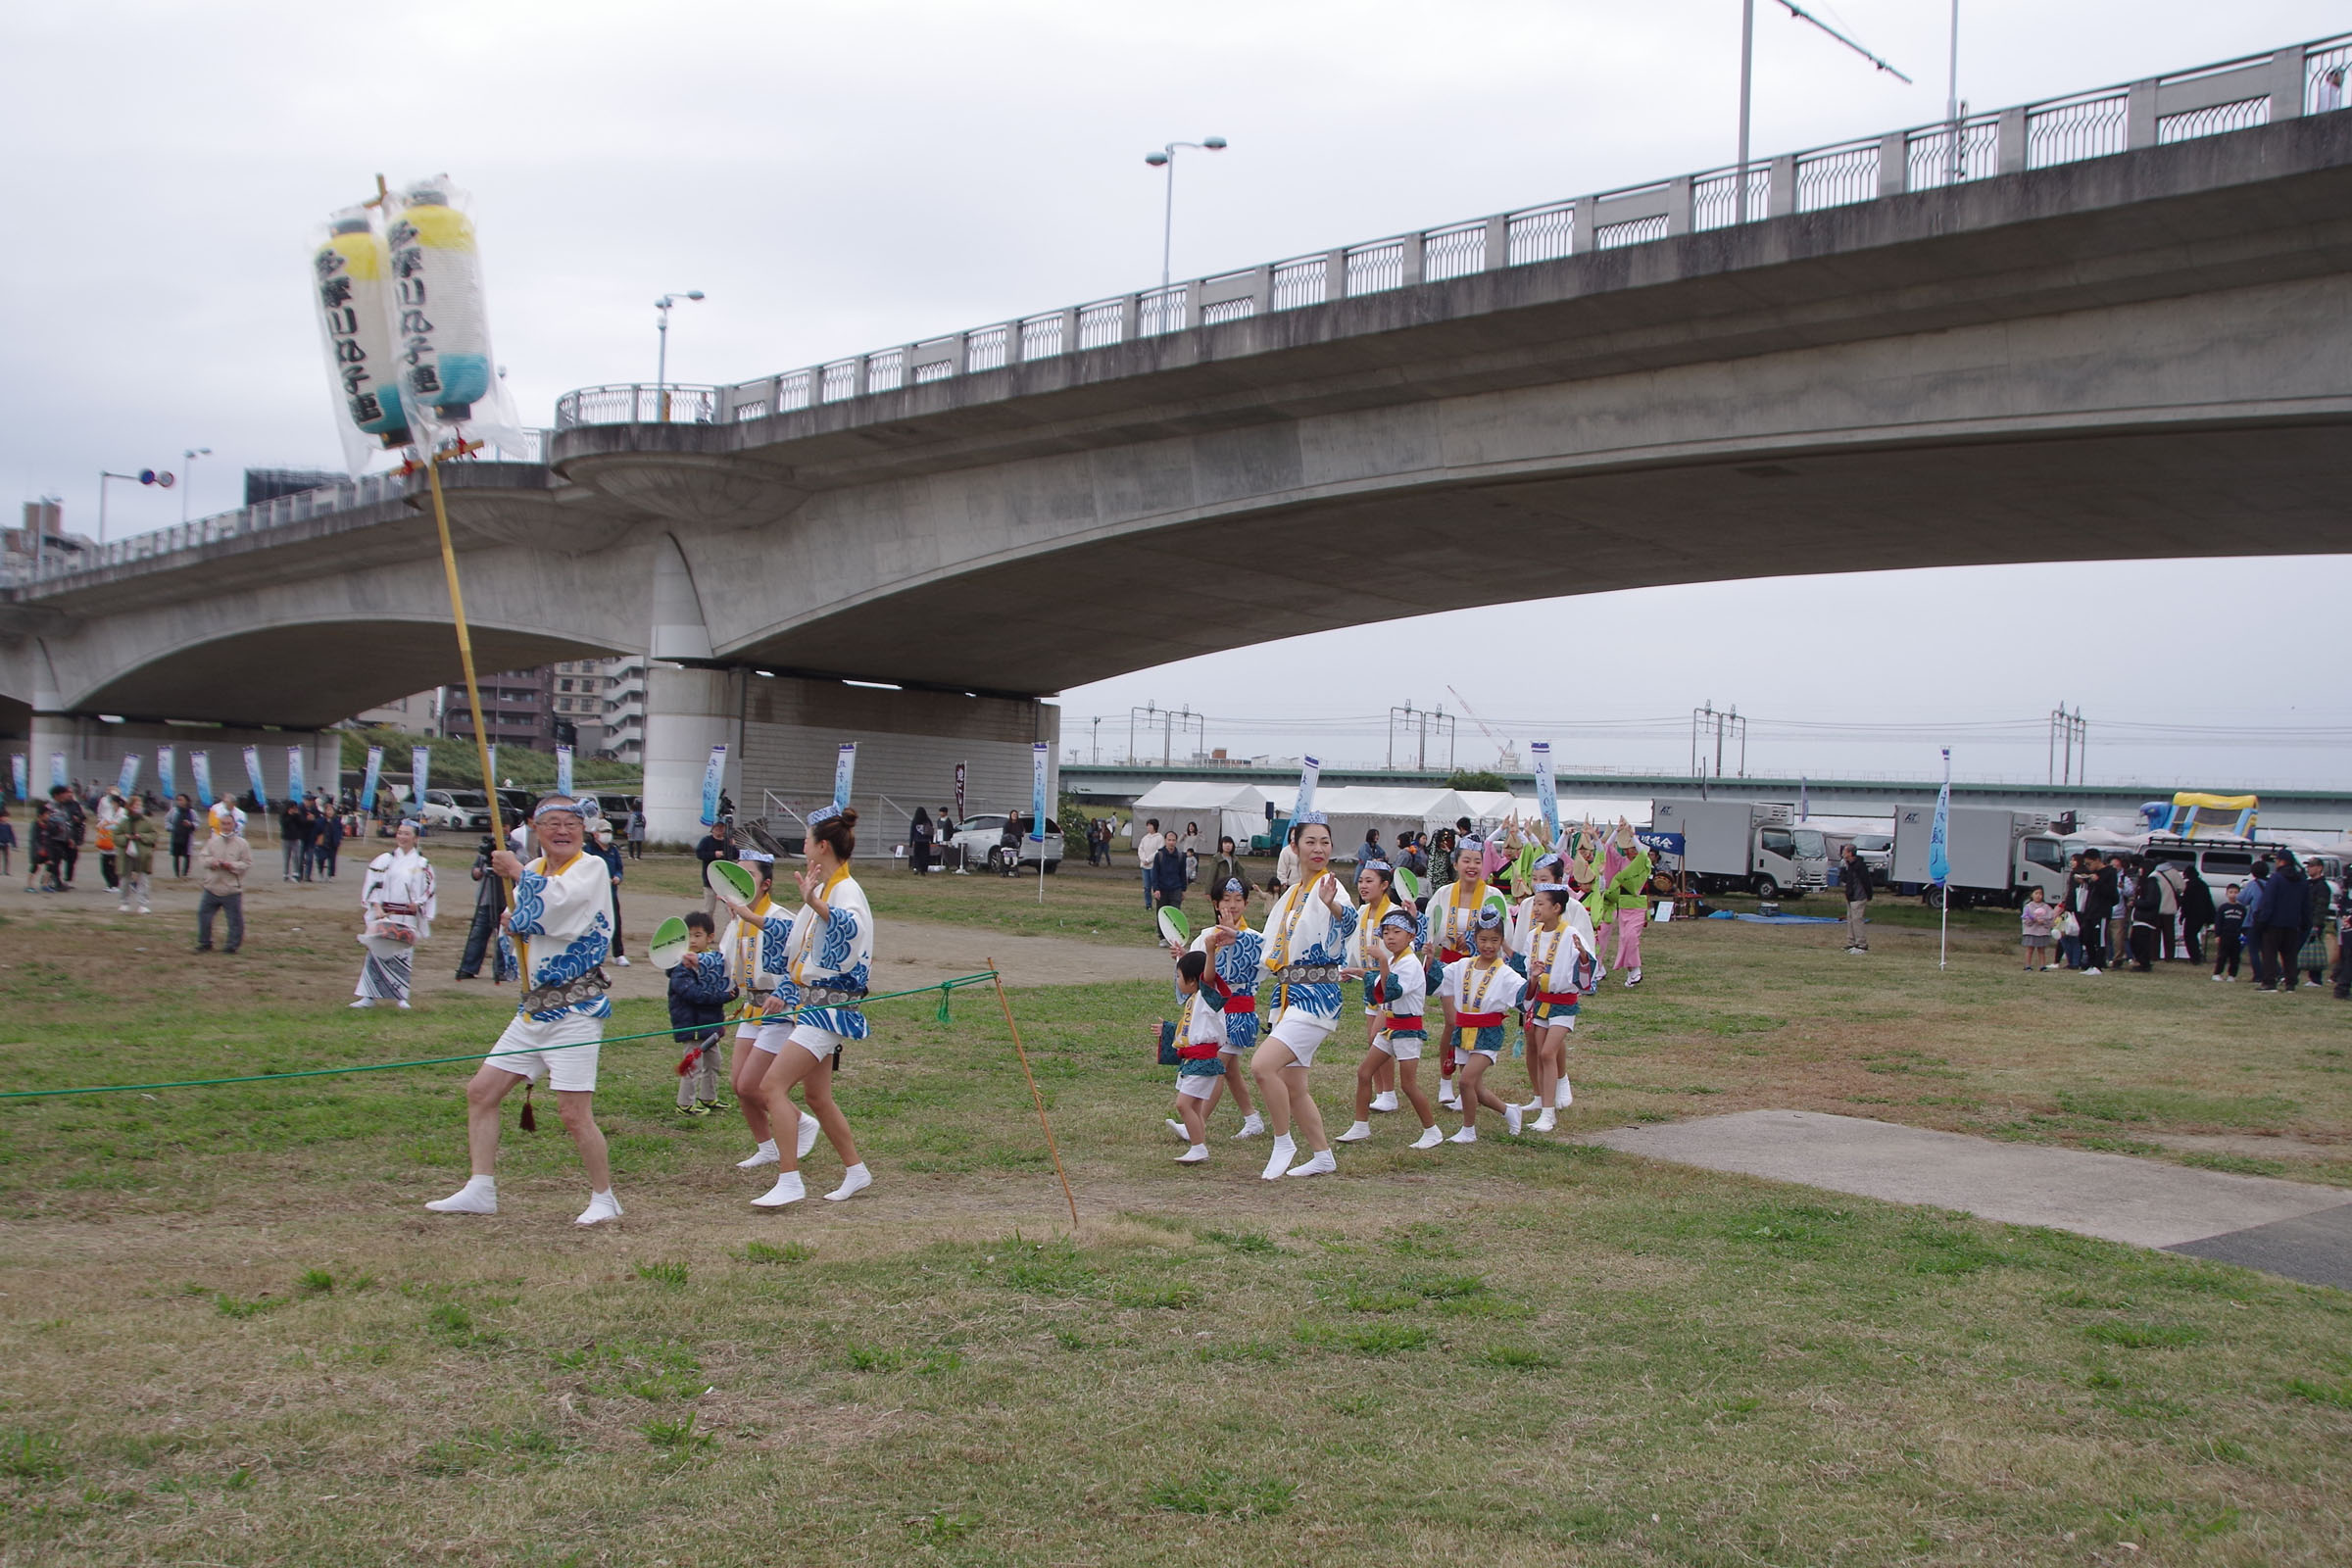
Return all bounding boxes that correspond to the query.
[642,665,742,848]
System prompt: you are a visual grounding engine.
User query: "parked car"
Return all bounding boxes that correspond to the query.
[948,812,1064,873]
[417,789,494,831]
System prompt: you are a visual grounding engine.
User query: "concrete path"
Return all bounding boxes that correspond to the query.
[1589,1109,2352,1289]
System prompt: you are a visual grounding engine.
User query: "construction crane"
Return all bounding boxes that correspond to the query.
[1446,685,1518,771]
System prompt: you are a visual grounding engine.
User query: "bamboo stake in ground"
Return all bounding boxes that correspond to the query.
[988,956,1080,1233]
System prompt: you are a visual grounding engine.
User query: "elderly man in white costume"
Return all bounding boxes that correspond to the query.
[425,795,623,1226]
[352,819,436,1009]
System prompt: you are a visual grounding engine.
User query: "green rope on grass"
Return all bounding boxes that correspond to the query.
[0,970,1002,1102]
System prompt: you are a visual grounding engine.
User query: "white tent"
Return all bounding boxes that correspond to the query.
[1316,786,1473,860]
[1131,781,1276,849]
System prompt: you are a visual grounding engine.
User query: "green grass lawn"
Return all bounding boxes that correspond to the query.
[1,869,2348,1564]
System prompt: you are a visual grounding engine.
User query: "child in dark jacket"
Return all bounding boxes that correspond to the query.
[668,911,737,1113]
[2211,886,2248,982]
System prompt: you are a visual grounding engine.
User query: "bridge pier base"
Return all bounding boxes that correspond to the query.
[642,665,743,847]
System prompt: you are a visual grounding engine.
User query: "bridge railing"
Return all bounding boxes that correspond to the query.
[543,31,2350,435]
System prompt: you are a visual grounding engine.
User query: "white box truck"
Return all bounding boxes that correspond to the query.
[1650,798,1829,899]
[1890,805,2069,907]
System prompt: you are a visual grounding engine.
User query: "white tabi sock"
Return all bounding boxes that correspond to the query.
[752,1170,806,1207]
[1260,1134,1297,1182]
[826,1163,872,1201]
[1448,1126,1479,1144]
[737,1140,780,1169]
[1336,1120,1373,1142]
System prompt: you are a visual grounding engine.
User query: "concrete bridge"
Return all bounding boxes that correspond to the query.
[6,36,2349,838]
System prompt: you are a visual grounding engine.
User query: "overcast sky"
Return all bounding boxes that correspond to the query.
[4,2,2347,785]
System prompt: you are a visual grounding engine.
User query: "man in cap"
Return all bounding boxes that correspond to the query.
[426,795,624,1226]
[194,802,253,954]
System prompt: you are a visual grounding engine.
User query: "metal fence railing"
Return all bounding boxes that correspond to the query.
[17,33,2349,589]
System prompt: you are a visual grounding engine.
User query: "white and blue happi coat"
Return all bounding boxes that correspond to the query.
[1259,872,1357,1025]
[759,868,874,1039]
[499,851,615,1022]
[1188,924,1265,1054]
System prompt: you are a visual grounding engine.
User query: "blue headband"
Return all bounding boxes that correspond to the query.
[808,803,842,826]
[1297,810,1328,826]
[1360,859,1393,876]
[1474,906,1504,930]
[532,796,585,820]
[1380,909,1418,933]
[1220,878,1246,898]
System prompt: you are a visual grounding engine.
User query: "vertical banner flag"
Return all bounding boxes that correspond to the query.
[286,746,306,804]
[242,745,268,808]
[360,746,384,811]
[411,746,430,807]
[954,761,966,822]
[699,743,726,826]
[117,754,142,798]
[1531,741,1558,836]
[50,753,68,792]
[157,745,175,803]
[1029,743,1049,840]
[832,743,857,808]
[1927,749,1952,887]
[486,743,498,789]
[190,751,215,808]
[1291,755,1322,825]
[10,754,25,802]
[555,744,574,798]
[1799,776,1810,821]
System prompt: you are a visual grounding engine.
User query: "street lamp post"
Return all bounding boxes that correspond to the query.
[181,447,211,523]
[1143,137,1227,292]
[654,290,706,418]
[98,466,173,547]
[1736,1,1911,224]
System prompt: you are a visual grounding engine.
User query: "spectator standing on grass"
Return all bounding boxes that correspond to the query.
[0,805,13,879]
[1206,834,1247,899]
[1181,822,1201,883]
[2110,859,2136,970]
[195,803,252,954]
[167,794,195,879]
[2332,877,2351,1001]
[454,835,514,982]
[2211,884,2248,981]
[40,788,77,892]
[2254,852,2309,993]
[2150,859,2184,960]
[908,806,934,875]
[1838,843,1873,954]
[2020,887,2057,970]
[588,814,629,965]
[2178,865,2215,966]
[2299,862,2334,988]
[117,800,156,914]
[627,806,647,860]
[1137,817,1164,909]
[1358,826,1384,868]
[2128,863,2163,972]
[2077,851,2116,975]
[1152,832,1191,913]
[95,789,124,892]
[318,802,344,880]
[695,819,737,915]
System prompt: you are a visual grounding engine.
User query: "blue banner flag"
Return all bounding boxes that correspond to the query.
[486,744,498,789]
[190,751,214,808]
[1927,749,1952,886]
[832,743,857,808]
[50,752,68,793]
[1030,742,1049,840]
[411,746,430,807]
[157,745,175,802]
[286,746,305,804]
[1531,741,1558,836]
[117,753,142,797]
[555,744,573,798]
[242,745,268,809]
[360,746,384,811]
[9,754,24,802]
[700,743,727,825]
[1291,755,1321,824]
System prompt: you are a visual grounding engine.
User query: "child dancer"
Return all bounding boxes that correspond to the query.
[1349,858,1421,1114]
[1336,908,1442,1149]
[1180,878,1265,1138]
[669,910,736,1113]
[1513,884,1593,1130]
[1437,907,1527,1142]
[1165,951,1226,1162]
[1423,837,1509,1109]
[716,849,818,1170]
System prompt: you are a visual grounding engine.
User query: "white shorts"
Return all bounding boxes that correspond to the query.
[1377,1029,1425,1061]
[1176,1073,1220,1102]
[1264,1008,1336,1069]
[755,1020,842,1061]
[487,1011,603,1092]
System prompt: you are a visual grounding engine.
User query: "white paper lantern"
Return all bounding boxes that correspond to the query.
[312,208,411,449]
[385,178,495,423]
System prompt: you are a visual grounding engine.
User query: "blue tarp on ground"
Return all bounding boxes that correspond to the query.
[1705,911,1845,925]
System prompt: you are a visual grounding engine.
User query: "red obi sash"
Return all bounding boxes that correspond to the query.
[1206,973,1256,1013]
[1454,1011,1507,1028]
[1532,990,1579,1006]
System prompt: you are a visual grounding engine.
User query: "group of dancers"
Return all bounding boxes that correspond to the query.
[422,795,877,1225]
[1157,812,1653,1180]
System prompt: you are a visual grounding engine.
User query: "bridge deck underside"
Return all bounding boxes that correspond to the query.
[722,419,2349,693]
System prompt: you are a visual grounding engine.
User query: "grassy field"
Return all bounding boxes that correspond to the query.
[1,858,2347,1564]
